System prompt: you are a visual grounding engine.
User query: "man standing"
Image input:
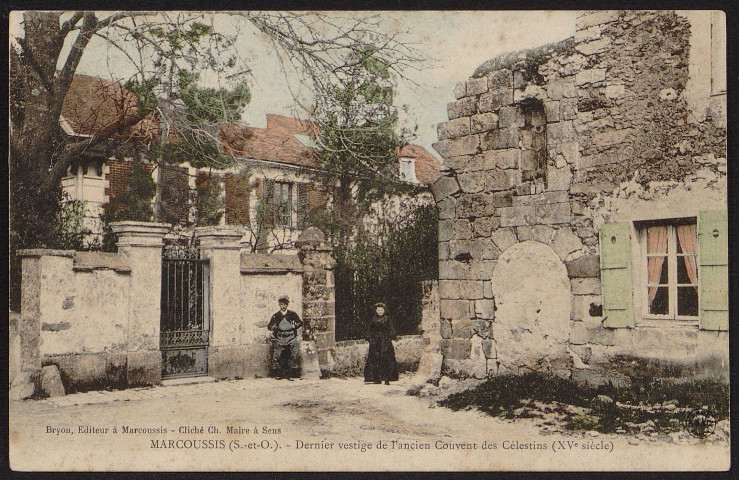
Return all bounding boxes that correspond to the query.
[267,295,303,380]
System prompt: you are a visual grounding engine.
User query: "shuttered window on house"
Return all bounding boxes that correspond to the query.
[261,179,275,228]
[698,210,728,331]
[599,210,728,331]
[599,222,635,328]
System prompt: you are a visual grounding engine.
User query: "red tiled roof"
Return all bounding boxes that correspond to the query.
[398,144,442,185]
[220,114,321,169]
[61,74,158,143]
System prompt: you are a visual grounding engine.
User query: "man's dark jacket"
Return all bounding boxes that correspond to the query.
[267,310,303,335]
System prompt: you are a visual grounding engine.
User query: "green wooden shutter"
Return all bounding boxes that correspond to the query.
[599,222,635,328]
[297,183,309,229]
[261,179,275,228]
[698,210,728,331]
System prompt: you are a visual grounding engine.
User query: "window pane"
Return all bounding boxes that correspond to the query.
[678,287,698,317]
[648,287,669,315]
[647,226,668,253]
[647,256,668,285]
[677,255,699,284]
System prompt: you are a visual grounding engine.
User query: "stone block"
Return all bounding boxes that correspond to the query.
[440,339,472,359]
[439,260,497,281]
[481,127,520,150]
[10,372,36,401]
[578,10,620,29]
[513,70,526,89]
[512,191,568,206]
[452,320,475,339]
[474,300,495,320]
[314,332,335,349]
[453,81,466,99]
[572,278,602,295]
[492,192,513,207]
[483,281,494,299]
[440,319,452,339]
[466,77,489,96]
[299,341,321,380]
[515,85,546,102]
[483,241,502,260]
[478,88,513,113]
[55,354,107,392]
[487,70,512,90]
[499,202,571,227]
[605,84,625,99]
[472,217,500,238]
[440,279,484,300]
[456,194,496,219]
[458,172,486,194]
[550,228,583,261]
[437,198,457,220]
[451,239,490,261]
[566,254,601,278]
[448,97,478,119]
[209,345,245,379]
[443,358,488,378]
[452,220,473,240]
[560,98,578,121]
[438,117,471,140]
[415,352,443,383]
[498,106,525,128]
[485,170,516,192]
[548,165,573,191]
[440,299,472,320]
[126,351,161,387]
[575,24,602,43]
[547,79,577,100]
[438,242,450,261]
[593,128,635,147]
[482,339,497,358]
[571,294,584,321]
[515,225,555,244]
[433,135,480,159]
[444,155,474,172]
[439,219,454,242]
[576,68,606,86]
[105,352,128,388]
[490,227,518,253]
[547,121,576,144]
[489,149,519,170]
[544,101,560,123]
[470,113,499,133]
[430,175,461,202]
[575,37,612,56]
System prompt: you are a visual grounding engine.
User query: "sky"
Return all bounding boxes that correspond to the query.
[10,11,578,160]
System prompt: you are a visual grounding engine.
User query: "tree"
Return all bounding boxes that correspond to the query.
[9,11,424,310]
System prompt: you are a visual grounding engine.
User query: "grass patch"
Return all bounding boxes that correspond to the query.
[437,372,728,434]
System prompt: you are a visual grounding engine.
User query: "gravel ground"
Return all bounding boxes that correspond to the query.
[9,374,729,472]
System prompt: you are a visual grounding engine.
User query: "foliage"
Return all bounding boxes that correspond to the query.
[101,164,156,250]
[58,196,93,250]
[195,175,223,226]
[437,371,730,434]
[335,203,438,340]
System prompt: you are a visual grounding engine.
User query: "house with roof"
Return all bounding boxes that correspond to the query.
[58,75,441,249]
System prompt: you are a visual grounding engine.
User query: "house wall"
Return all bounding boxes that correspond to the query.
[431,10,727,383]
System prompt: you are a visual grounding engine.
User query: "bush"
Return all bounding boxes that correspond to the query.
[335,203,438,340]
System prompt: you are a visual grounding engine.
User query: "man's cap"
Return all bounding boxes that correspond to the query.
[278,295,290,304]
[373,302,387,309]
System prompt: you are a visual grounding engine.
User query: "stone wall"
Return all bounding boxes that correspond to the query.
[332,335,427,377]
[431,10,727,383]
[14,223,336,397]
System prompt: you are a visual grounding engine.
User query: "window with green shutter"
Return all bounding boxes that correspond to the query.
[698,210,728,331]
[599,222,635,328]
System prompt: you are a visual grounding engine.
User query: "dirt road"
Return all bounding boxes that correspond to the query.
[9,375,729,471]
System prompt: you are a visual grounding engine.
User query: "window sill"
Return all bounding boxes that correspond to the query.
[636,318,699,329]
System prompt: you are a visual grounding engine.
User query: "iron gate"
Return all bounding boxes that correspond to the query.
[160,244,210,378]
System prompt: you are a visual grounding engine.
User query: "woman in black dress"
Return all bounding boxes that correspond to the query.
[364,302,399,385]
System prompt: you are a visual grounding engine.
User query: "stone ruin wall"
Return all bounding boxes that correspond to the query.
[431,10,727,383]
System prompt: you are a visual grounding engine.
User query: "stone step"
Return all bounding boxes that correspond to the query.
[161,376,216,388]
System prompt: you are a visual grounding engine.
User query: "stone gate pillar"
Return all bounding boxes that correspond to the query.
[296,227,336,371]
[110,221,170,386]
